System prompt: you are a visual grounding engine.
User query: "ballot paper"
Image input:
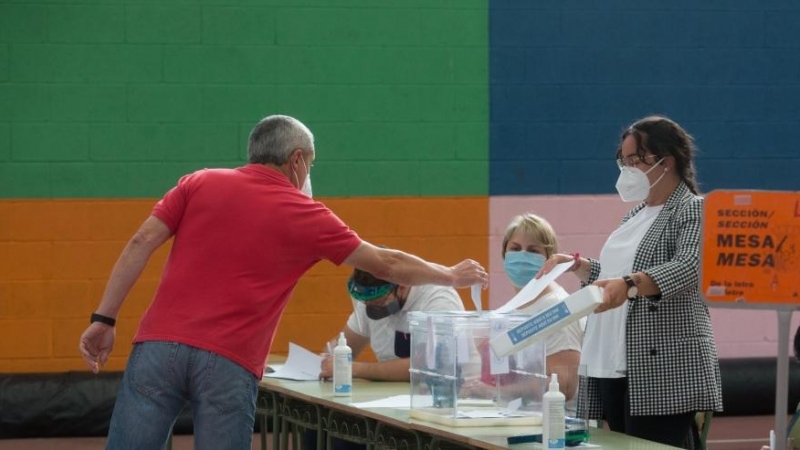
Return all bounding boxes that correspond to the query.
[263,342,321,381]
[471,284,483,311]
[494,262,572,314]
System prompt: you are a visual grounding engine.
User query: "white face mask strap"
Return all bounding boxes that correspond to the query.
[299,155,313,198]
[291,153,308,189]
[643,157,666,174]
[649,163,668,189]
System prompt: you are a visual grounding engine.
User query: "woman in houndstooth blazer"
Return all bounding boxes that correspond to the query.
[541,116,722,448]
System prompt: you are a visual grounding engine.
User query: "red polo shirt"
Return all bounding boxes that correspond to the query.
[134,164,361,377]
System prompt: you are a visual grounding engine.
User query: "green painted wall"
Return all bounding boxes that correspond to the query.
[0,1,488,198]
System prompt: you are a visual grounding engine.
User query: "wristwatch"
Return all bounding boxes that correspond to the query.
[622,275,638,299]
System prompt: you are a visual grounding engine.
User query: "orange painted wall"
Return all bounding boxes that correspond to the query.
[0,197,488,373]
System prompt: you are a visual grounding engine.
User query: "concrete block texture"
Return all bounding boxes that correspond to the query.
[489,0,800,195]
[0,197,487,372]
[3,1,487,199]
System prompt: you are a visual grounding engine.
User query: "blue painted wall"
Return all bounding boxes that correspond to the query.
[489,0,800,195]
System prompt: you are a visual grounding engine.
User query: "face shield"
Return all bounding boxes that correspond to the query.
[347,276,401,320]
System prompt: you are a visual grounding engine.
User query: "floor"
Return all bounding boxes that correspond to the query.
[0,415,785,450]
[706,415,786,450]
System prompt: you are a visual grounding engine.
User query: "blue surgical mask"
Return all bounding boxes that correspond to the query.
[503,251,546,288]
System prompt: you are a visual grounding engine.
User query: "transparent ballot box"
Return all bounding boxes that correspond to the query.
[407,311,547,427]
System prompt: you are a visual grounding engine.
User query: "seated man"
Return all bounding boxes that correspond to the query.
[319,267,466,381]
[304,268,465,450]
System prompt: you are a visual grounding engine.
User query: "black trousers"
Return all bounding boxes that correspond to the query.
[597,377,697,449]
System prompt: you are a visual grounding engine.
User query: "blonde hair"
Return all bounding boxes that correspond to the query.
[501,213,559,259]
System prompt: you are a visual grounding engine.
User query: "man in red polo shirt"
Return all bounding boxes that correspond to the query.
[78,115,488,450]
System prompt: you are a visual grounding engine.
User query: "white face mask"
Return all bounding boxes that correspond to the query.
[293,158,313,198]
[615,158,665,202]
[301,174,312,198]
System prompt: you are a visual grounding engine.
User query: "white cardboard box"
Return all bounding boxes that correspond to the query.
[490,286,603,358]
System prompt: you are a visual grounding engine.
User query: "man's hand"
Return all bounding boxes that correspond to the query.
[79,323,116,374]
[319,355,333,380]
[593,278,628,313]
[449,259,488,289]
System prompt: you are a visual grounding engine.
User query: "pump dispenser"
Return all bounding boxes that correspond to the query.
[333,332,352,396]
[542,373,566,450]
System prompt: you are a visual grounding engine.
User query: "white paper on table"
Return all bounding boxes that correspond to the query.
[263,342,321,381]
[458,409,530,419]
[350,394,426,409]
[265,364,284,373]
[494,262,572,314]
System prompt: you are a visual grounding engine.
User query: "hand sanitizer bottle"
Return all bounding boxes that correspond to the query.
[543,373,566,450]
[333,332,352,396]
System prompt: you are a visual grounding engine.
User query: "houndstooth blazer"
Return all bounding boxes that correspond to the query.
[579,182,723,418]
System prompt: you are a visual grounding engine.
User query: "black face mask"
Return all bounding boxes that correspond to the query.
[365,297,401,320]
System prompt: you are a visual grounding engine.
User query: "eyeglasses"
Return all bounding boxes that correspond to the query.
[616,154,656,168]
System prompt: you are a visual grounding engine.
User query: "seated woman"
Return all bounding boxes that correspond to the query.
[462,213,585,402]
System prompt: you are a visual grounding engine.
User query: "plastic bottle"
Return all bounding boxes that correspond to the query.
[333,332,352,396]
[542,373,566,450]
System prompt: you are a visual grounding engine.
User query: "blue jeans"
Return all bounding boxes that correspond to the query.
[107,341,258,450]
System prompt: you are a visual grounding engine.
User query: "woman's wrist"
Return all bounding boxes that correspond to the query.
[568,252,581,272]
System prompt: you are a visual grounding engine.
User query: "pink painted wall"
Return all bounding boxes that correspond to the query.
[489,195,799,359]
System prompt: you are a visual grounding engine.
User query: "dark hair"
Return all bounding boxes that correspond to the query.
[351,268,391,287]
[616,115,700,195]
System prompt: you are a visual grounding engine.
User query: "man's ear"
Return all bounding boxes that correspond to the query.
[290,149,304,166]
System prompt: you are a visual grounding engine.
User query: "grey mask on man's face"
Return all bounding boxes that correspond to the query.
[365,297,401,320]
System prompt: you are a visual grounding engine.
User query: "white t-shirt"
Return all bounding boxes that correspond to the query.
[581,205,664,378]
[516,286,585,356]
[346,284,464,362]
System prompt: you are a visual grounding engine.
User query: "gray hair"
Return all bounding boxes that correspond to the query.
[247,115,315,165]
